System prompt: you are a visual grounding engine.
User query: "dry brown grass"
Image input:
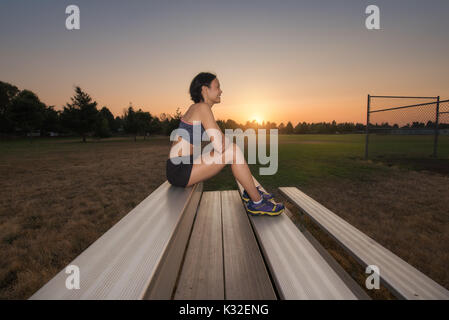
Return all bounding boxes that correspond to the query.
[0,137,170,299]
[276,168,449,298]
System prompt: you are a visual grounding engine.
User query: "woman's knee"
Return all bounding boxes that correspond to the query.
[222,142,245,164]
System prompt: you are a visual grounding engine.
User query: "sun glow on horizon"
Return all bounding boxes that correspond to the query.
[251,115,263,124]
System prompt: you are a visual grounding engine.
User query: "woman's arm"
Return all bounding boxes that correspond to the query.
[197,103,228,153]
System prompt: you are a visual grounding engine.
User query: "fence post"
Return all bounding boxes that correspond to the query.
[365,94,370,159]
[433,96,440,158]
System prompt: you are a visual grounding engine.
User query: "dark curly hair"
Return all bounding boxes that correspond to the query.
[189,72,217,103]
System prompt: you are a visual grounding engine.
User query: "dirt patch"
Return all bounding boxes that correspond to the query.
[372,157,449,177]
[285,169,449,292]
[0,137,170,299]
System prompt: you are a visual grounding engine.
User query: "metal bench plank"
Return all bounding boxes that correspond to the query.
[221,190,277,300]
[236,179,358,299]
[174,191,224,299]
[30,181,202,300]
[279,186,449,300]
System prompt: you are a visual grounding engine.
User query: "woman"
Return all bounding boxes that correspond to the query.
[166,72,284,216]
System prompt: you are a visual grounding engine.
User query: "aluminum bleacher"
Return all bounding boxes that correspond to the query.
[29,178,448,300]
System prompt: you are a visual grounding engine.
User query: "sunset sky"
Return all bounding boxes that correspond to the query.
[1,0,448,125]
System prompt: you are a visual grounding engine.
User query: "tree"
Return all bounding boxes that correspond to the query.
[94,114,112,138]
[278,123,286,134]
[93,106,117,138]
[9,89,46,140]
[286,121,294,134]
[135,109,153,140]
[425,120,434,129]
[216,119,226,132]
[149,117,162,135]
[99,106,118,133]
[123,104,139,141]
[159,113,171,136]
[61,86,99,142]
[411,121,425,128]
[0,81,20,133]
[160,108,182,136]
[225,119,239,130]
[114,116,124,133]
[329,122,336,133]
[168,107,182,135]
[42,106,61,135]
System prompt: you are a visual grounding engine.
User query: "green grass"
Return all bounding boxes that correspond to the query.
[204,133,449,191]
[368,134,449,158]
[2,133,447,192]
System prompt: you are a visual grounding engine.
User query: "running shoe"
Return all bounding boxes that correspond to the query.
[246,198,284,216]
[242,186,274,203]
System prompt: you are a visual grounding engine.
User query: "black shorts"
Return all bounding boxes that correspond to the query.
[166,155,194,187]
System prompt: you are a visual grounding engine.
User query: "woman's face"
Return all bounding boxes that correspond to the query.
[203,78,222,104]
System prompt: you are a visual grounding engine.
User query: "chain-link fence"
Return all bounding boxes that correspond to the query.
[364,95,449,159]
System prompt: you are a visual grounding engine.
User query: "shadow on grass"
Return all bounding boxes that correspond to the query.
[370,156,449,176]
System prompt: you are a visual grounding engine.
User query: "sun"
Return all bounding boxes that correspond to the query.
[252,116,263,124]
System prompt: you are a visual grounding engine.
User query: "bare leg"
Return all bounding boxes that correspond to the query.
[230,162,261,202]
[186,161,226,187]
[186,143,261,202]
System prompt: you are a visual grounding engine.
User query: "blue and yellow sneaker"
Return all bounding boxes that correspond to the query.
[246,198,284,216]
[242,186,274,203]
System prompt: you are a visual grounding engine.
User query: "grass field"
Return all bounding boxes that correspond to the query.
[0,134,448,299]
[204,133,449,190]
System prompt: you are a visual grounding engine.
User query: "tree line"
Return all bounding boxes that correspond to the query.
[4,80,444,142]
[0,81,183,142]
